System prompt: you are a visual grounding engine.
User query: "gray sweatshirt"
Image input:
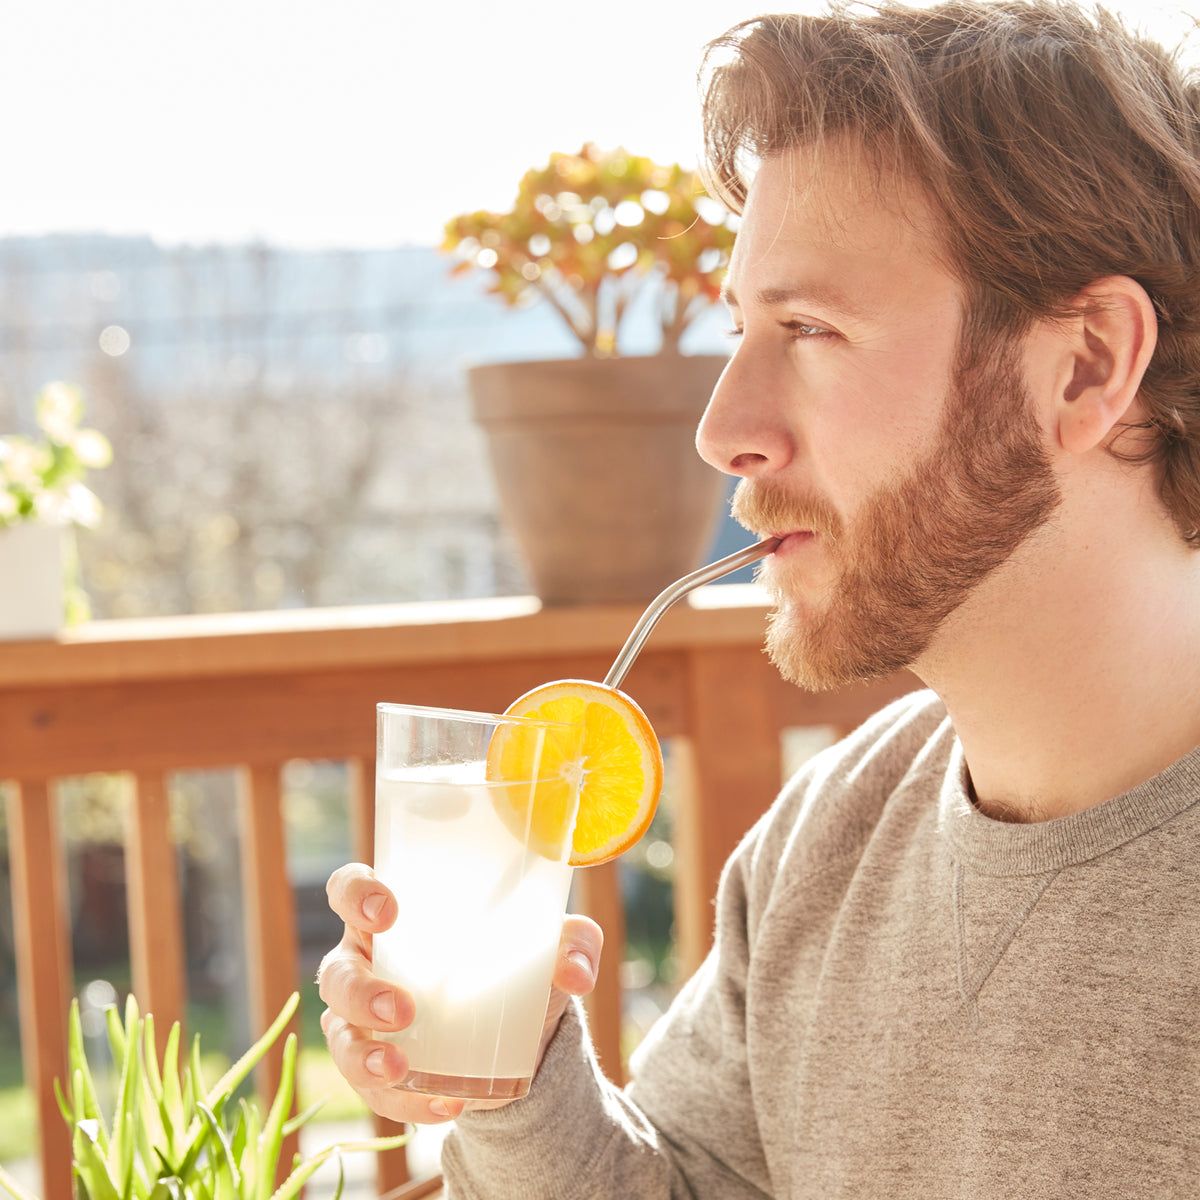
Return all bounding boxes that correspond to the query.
[443,690,1200,1197]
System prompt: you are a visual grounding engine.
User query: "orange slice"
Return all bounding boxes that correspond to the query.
[486,679,663,867]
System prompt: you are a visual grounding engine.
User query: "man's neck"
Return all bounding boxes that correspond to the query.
[915,504,1200,824]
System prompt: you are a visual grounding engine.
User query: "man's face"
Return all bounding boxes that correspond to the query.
[697,145,1061,690]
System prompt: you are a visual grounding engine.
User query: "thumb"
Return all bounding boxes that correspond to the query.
[554,913,604,997]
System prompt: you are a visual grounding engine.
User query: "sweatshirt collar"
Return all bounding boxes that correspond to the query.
[936,718,1200,876]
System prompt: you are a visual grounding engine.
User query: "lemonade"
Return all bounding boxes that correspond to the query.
[372,769,575,1098]
[371,689,661,1101]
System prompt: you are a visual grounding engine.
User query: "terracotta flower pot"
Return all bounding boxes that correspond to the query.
[469,355,730,605]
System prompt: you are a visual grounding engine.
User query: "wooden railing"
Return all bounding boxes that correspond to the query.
[0,586,914,1199]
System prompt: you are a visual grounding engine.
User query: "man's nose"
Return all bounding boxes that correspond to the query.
[695,348,794,478]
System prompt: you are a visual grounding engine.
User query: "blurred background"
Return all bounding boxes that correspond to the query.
[0,0,767,619]
[0,0,1194,1186]
[0,1,761,1181]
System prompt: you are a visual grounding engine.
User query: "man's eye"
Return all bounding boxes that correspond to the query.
[723,322,832,340]
[784,320,830,338]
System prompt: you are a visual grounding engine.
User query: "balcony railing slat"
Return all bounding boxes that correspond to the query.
[674,647,787,977]
[350,754,415,1194]
[126,770,186,1057]
[6,779,73,1200]
[348,754,374,867]
[237,762,301,1185]
[573,862,625,1085]
[386,1177,445,1199]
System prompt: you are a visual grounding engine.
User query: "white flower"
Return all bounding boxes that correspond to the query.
[32,489,68,525]
[64,482,102,528]
[36,381,83,444]
[73,428,113,469]
[2,440,46,489]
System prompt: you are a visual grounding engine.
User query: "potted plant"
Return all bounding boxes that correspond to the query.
[442,143,738,605]
[0,991,408,1200]
[0,382,111,637]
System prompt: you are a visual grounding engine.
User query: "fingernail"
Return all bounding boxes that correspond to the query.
[365,1048,387,1077]
[568,950,593,976]
[429,1100,450,1117]
[370,991,396,1023]
[362,893,385,921]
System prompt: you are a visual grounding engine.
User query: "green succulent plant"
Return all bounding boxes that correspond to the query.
[0,992,407,1200]
[442,143,737,357]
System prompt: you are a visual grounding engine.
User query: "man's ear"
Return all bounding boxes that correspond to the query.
[1056,276,1157,455]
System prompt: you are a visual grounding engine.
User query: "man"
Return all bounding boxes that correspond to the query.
[320,2,1200,1194]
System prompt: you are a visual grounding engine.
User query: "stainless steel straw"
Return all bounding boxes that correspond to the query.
[603,536,780,690]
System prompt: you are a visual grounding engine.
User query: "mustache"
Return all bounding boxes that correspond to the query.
[730,479,842,543]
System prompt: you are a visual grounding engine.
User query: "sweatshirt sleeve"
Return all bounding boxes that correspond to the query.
[440,822,773,1199]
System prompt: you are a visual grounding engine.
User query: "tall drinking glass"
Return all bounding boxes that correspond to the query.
[372,702,581,1101]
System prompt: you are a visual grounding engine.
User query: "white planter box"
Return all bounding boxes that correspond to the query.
[0,522,65,640]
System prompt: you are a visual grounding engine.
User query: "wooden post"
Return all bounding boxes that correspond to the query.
[674,647,784,979]
[349,755,413,1194]
[574,861,626,1085]
[348,755,375,869]
[237,762,300,1184]
[7,779,73,1200]
[125,771,186,1057]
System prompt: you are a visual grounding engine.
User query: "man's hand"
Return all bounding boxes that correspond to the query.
[319,862,603,1124]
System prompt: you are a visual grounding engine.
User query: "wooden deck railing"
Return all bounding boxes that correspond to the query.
[0,585,914,1199]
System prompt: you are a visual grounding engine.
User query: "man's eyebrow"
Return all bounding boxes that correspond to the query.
[720,282,876,321]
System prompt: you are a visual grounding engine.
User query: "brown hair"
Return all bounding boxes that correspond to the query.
[701,1,1200,540]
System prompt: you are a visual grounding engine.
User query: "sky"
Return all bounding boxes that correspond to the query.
[2,0,1195,250]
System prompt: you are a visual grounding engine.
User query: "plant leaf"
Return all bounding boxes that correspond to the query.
[180,1063,194,1123]
[328,1155,345,1200]
[171,1077,218,1188]
[142,1015,163,1097]
[204,992,299,1112]
[71,1069,109,1156]
[129,1155,152,1200]
[0,1162,42,1200]
[158,1021,184,1162]
[266,1146,334,1200]
[73,1118,122,1200]
[230,1098,250,1163]
[280,1098,326,1138]
[269,1134,410,1200]
[188,1033,206,1106]
[124,994,140,1047]
[67,999,107,1132]
[54,1076,74,1127]
[197,1102,242,1196]
[152,1147,178,1180]
[324,1134,412,1153]
[106,1019,140,1194]
[147,1178,186,1200]
[105,1004,127,1066]
[134,1027,168,1189]
[237,1098,262,1200]
[132,1085,159,1197]
[255,1033,297,1200]
[113,1110,137,1200]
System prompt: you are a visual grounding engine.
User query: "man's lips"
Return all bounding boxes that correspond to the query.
[768,530,817,556]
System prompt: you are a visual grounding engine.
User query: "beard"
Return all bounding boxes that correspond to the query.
[732,339,1061,692]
